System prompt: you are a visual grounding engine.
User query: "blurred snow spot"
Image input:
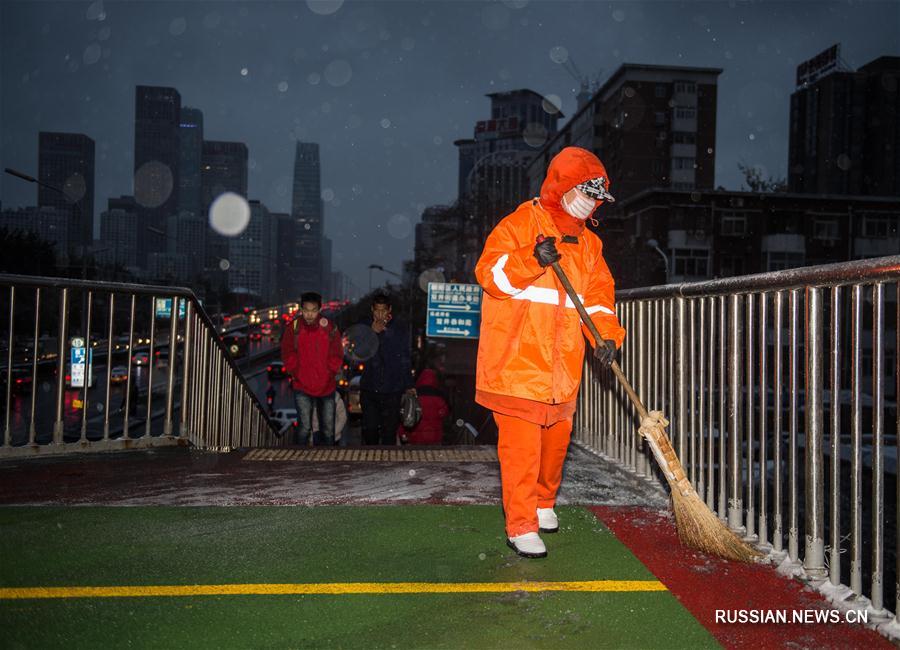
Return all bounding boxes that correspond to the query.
[624,86,636,98]
[278,81,289,92]
[401,37,415,51]
[482,3,509,30]
[63,173,87,203]
[134,161,174,208]
[306,0,344,16]
[249,158,258,170]
[98,26,111,41]
[308,72,321,85]
[380,118,391,128]
[707,147,713,154]
[724,51,734,60]
[408,469,416,477]
[549,45,568,64]
[96,402,104,412]
[240,67,248,76]
[387,214,411,239]
[478,552,487,560]
[322,188,335,202]
[749,134,755,141]
[203,12,221,29]
[542,94,562,115]
[612,9,626,22]
[324,59,352,87]
[86,1,105,21]
[352,184,362,195]
[836,154,851,171]
[433,136,443,145]
[304,223,311,231]
[523,123,548,148]
[209,193,251,236]
[169,17,187,36]
[81,43,103,65]
[219,259,230,271]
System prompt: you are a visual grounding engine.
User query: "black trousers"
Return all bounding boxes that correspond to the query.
[360,389,402,445]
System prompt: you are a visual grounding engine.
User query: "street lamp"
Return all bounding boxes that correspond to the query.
[646,238,670,284]
[4,166,88,280]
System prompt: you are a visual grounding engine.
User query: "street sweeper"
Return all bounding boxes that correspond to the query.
[474,146,623,559]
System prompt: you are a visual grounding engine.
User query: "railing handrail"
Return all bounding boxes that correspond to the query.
[0,273,194,297]
[617,255,900,300]
[0,272,277,441]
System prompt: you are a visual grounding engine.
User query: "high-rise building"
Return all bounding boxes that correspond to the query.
[228,200,277,302]
[178,107,204,216]
[98,196,139,273]
[37,131,95,258]
[201,140,249,275]
[526,63,722,202]
[273,212,296,302]
[134,85,181,266]
[788,47,900,196]
[290,142,323,293]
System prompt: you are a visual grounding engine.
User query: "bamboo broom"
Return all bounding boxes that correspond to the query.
[541,239,760,562]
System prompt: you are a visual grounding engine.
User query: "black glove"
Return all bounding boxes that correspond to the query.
[533,236,561,267]
[594,339,618,369]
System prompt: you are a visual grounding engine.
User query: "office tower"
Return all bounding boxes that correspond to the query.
[134,85,181,265]
[789,46,900,196]
[201,140,249,274]
[178,107,204,216]
[37,131,95,259]
[228,200,278,303]
[98,196,139,271]
[290,142,323,293]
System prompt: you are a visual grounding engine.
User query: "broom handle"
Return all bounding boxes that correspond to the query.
[538,239,649,421]
[541,240,689,488]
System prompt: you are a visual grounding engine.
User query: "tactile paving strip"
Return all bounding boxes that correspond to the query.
[243,448,498,462]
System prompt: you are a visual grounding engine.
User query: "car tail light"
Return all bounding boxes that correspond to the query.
[267,366,272,372]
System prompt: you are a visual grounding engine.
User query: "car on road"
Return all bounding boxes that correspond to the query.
[132,352,149,366]
[2,367,33,393]
[110,366,129,384]
[248,330,263,342]
[267,361,288,380]
[347,375,361,415]
[271,408,297,436]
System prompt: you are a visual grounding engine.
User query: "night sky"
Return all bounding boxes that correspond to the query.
[1,0,898,294]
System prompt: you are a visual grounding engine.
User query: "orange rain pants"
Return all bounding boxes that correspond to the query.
[494,411,573,538]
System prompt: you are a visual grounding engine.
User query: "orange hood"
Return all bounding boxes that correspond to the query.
[539,147,612,236]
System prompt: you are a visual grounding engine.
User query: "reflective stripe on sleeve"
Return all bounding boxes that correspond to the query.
[491,254,524,296]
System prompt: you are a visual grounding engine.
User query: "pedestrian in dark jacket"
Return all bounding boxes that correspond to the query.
[359,293,415,445]
[398,369,449,445]
[281,291,344,446]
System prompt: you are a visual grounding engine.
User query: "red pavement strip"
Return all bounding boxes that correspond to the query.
[591,506,893,650]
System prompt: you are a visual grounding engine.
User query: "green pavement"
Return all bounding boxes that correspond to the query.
[0,505,718,649]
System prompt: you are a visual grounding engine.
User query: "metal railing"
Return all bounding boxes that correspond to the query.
[575,255,900,626]
[1,274,282,457]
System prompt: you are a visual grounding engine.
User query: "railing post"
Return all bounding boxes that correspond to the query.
[727,293,744,533]
[804,286,826,578]
[757,292,768,546]
[3,286,13,447]
[850,284,863,594]
[829,286,842,586]
[745,292,756,540]
[676,296,687,467]
[53,288,68,445]
[164,297,179,437]
[871,282,885,612]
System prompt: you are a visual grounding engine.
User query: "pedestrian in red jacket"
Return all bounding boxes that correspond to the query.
[281,291,344,446]
[399,369,449,445]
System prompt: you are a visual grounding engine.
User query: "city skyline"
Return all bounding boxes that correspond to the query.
[2,0,898,293]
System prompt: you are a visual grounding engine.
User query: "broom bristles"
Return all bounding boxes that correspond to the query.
[670,482,763,563]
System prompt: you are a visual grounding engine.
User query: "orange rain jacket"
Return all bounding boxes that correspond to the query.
[474,147,626,410]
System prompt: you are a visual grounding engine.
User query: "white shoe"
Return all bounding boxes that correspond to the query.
[537,508,559,533]
[506,531,547,558]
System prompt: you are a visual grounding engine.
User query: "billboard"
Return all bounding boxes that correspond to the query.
[796,44,841,88]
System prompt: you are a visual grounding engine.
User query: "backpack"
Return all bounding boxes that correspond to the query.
[400,391,422,429]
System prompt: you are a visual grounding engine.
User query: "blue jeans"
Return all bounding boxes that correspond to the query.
[293,391,336,446]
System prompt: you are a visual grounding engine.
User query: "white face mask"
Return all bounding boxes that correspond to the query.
[561,191,596,220]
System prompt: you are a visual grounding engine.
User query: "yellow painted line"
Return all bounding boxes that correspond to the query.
[0,580,666,599]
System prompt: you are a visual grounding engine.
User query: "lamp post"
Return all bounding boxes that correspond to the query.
[5,167,87,280]
[646,238,670,284]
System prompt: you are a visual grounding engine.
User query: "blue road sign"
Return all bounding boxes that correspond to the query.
[426,282,482,339]
[155,298,187,319]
